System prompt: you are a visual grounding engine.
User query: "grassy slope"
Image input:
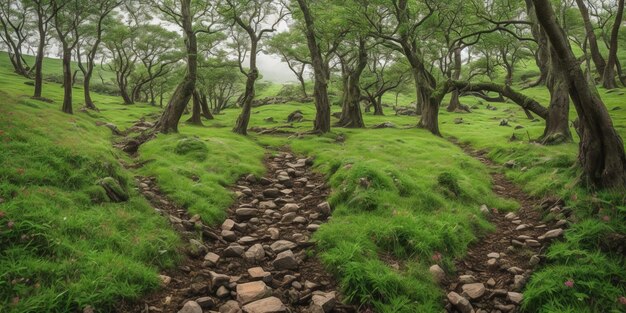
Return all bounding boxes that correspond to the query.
[1,46,625,312]
[0,59,181,311]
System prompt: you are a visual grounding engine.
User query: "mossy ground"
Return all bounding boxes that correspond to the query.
[1,51,625,312]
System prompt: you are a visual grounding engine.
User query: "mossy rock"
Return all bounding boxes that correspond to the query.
[174,137,208,161]
[97,177,129,202]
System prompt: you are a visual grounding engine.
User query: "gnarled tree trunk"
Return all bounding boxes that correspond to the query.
[186,90,203,125]
[601,0,624,89]
[233,69,258,135]
[154,0,196,134]
[61,48,73,114]
[450,81,549,119]
[575,0,607,78]
[447,47,462,112]
[338,39,367,128]
[297,0,330,133]
[532,0,626,189]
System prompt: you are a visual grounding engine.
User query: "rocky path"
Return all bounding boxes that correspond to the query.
[123,150,354,313]
[441,146,569,313]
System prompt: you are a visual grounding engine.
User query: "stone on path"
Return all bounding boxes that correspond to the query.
[447,292,474,313]
[462,283,485,299]
[204,252,220,265]
[236,208,257,219]
[242,297,287,313]
[222,219,236,230]
[245,244,266,262]
[270,240,297,253]
[508,292,523,304]
[272,250,298,270]
[309,291,337,313]
[263,188,281,198]
[539,228,564,240]
[317,202,331,215]
[248,267,272,282]
[178,301,202,313]
[487,252,500,259]
[196,297,215,309]
[210,271,231,289]
[259,201,277,210]
[219,300,242,313]
[459,275,476,284]
[236,281,272,305]
[224,243,245,258]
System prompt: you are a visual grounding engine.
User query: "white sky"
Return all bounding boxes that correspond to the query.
[258,53,297,83]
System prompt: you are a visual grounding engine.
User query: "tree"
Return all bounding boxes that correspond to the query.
[575,0,607,78]
[103,22,137,104]
[53,0,90,114]
[361,51,409,115]
[294,0,332,133]
[152,0,222,133]
[75,0,122,110]
[0,0,31,77]
[523,0,573,144]
[532,0,626,189]
[358,0,445,135]
[601,0,624,89]
[266,30,310,97]
[336,37,367,128]
[28,0,62,99]
[198,57,242,114]
[224,0,286,135]
[129,24,181,103]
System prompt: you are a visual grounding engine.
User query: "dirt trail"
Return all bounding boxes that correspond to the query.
[443,143,569,313]
[115,124,354,313]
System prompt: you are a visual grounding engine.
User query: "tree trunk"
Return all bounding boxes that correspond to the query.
[411,67,424,115]
[532,0,626,189]
[61,48,73,114]
[154,0,197,134]
[298,74,308,98]
[233,70,257,135]
[526,0,573,144]
[373,95,384,115]
[541,59,572,144]
[450,81,549,119]
[447,47,462,112]
[33,17,45,99]
[602,0,624,89]
[200,93,214,120]
[297,0,330,133]
[83,72,97,110]
[575,0,607,78]
[186,90,203,125]
[338,39,367,128]
[119,82,134,105]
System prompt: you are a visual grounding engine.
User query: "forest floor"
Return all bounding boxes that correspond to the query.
[116,120,356,312]
[443,143,567,313]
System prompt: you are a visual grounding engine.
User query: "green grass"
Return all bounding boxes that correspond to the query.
[161,101,516,312]
[1,45,625,313]
[0,68,180,311]
[436,84,626,312]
